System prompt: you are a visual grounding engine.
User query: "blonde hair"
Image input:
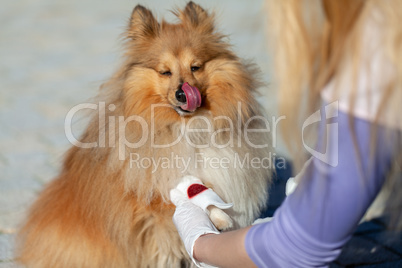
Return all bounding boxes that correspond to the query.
[265,0,402,227]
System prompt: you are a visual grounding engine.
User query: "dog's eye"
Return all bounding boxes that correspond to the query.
[191,66,200,72]
[160,71,172,76]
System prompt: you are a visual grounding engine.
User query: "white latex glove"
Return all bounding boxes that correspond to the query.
[252,217,273,225]
[170,176,233,268]
[286,177,298,196]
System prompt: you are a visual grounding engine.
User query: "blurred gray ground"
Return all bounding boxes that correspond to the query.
[0,0,274,265]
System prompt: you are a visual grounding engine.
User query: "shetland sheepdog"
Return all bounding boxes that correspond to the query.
[17,2,273,267]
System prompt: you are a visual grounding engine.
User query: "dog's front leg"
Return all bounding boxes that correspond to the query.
[207,205,233,231]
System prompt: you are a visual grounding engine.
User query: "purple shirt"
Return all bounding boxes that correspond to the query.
[245,107,400,267]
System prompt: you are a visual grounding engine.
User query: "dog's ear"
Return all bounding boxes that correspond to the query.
[179,1,214,33]
[127,5,159,40]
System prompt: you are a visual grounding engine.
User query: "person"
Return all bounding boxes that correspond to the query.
[170,0,402,267]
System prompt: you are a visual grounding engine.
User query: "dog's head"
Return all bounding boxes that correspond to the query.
[121,2,259,125]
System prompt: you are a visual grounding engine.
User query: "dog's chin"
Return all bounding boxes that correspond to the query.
[173,106,196,117]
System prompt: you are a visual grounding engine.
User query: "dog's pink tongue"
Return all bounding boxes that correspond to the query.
[180,82,201,112]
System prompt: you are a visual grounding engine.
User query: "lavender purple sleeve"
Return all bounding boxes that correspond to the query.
[245,107,400,267]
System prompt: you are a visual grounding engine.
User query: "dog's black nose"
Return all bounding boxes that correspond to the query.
[175,88,187,103]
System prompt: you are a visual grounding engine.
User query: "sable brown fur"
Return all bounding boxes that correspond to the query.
[17,2,273,267]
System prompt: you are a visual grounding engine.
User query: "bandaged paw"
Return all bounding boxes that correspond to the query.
[170,176,233,231]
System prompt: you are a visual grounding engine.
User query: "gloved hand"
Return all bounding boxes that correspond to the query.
[170,176,233,268]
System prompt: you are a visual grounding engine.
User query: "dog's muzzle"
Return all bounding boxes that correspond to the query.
[174,83,201,112]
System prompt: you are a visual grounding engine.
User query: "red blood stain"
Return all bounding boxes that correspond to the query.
[187,184,208,198]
